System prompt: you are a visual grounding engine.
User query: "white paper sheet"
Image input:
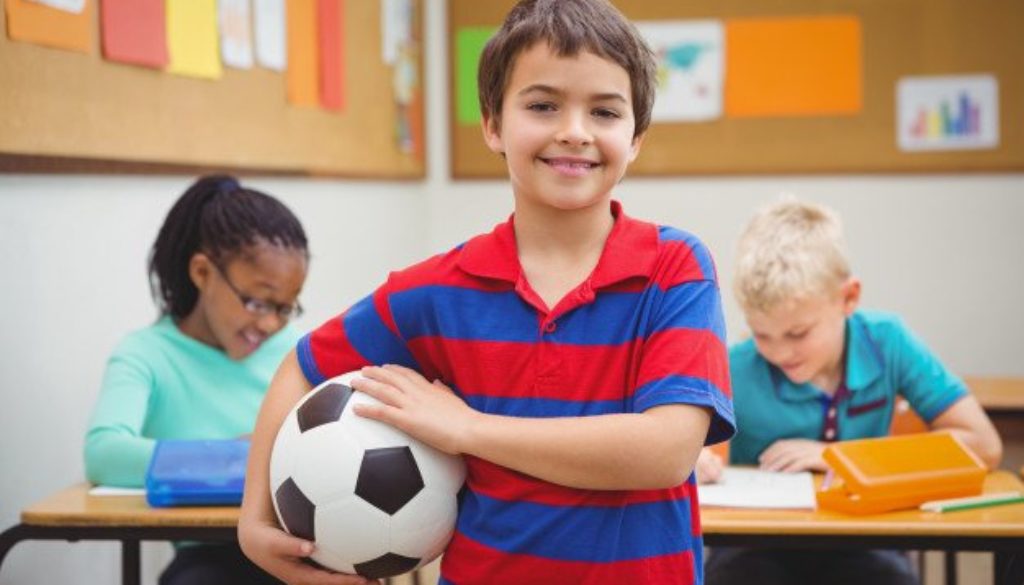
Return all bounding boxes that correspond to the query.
[253,0,286,71]
[219,0,254,69]
[27,0,86,14]
[88,486,146,496]
[697,467,816,509]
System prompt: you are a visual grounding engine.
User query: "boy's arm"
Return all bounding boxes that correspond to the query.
[930,394,1003,469]
[355,365,712,490]
[238,350,374,585]
[889,317,1003,469]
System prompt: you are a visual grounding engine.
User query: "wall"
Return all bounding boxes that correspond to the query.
[1,0,1022,582]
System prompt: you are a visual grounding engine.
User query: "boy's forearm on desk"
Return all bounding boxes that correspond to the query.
[932,395,1003,469]
[460,404,711,490]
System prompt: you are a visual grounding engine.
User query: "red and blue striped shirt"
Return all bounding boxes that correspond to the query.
[298,201,735,585]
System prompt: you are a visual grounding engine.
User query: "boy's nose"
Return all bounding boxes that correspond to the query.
[555,111,593,146]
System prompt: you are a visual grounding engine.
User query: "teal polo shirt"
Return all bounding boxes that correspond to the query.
[728,309,967,465]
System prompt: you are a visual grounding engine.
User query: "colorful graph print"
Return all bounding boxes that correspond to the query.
[897,75,999,152]
[636,20,724,123]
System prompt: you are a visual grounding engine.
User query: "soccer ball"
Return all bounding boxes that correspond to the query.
[270,371,466,579]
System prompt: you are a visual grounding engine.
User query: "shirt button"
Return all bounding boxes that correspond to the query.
[543,322,557,333]
[825,428,836,440]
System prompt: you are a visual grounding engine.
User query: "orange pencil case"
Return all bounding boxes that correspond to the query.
[816,433,986,515]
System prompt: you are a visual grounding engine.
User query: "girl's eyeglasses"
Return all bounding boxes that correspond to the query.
[212,262,303,321]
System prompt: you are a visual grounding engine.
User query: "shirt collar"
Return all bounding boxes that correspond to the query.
[844,311,884,390]
[457,200,658,288]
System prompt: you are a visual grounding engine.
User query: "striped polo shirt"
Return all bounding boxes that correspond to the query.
[297,201,735,585]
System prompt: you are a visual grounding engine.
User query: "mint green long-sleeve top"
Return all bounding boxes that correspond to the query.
[84,316,300,487]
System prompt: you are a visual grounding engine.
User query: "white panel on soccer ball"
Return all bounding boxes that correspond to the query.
[311,547,357,577]
[290,424,363,504]
[342,392,417,448]
[316,496,391,566]
[389,487,459,561]
[269,414,300,493]
[408,440,466,496]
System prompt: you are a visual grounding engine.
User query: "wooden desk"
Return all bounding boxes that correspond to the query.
[965,377,1024,412]
[0,484,236,585]
[701,471,1024,585]
[4,477,1023,584]
[0,483,424,585]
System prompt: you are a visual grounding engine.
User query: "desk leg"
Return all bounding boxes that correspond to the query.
[122,539,140,585]
[995,552,1024,585]
[0,524,31,570]
[945,551,958,585]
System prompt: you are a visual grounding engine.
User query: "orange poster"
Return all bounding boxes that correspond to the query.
[5,0,93,53]
[287,0,319,107]
[725,16,862,117]
[317,0,344,111]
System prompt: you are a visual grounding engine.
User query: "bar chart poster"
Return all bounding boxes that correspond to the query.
[897,75,999,152]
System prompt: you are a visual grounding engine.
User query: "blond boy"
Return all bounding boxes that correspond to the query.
[701,199,1001,585]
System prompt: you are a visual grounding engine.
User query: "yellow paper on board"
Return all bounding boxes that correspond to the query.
[166,0,222,79]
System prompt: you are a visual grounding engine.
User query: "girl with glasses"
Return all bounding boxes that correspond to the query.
[84,175,309,585]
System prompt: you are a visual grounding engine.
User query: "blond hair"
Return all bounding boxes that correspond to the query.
[733,198,851,313]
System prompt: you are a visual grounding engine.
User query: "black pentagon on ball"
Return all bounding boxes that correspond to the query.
[354,552,421,579]
[297,383,353,432]
[355,446,424,515]
[274,478,315,541]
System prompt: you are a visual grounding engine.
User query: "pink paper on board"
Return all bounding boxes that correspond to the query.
[100,0,168,68]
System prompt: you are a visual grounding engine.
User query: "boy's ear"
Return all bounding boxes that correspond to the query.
[841,277,862,316]
[481,113,504,155]
[189,253,214,291]
[627,132,646,163]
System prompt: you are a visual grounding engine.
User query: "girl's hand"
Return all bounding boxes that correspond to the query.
[237,516,378,585]
[351,364,478,455]
[694,447,724,484]
[758,438,828,473]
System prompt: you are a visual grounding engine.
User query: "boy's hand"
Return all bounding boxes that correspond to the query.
[237,516,378,585]
[758,439,828,473]
[694,447,724,484]
[352,364,477,455]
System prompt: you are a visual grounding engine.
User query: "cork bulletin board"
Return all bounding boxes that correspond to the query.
[449,0,1024,178]
[0,0,425,178]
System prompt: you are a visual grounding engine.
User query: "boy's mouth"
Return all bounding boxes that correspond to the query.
[539,156,600,175]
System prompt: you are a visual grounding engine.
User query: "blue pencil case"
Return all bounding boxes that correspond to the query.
[145,439,250,507]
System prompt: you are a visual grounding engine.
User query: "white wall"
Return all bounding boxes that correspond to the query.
[1,0,1022,583]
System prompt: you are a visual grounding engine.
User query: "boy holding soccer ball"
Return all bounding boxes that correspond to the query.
[239,2,734,583]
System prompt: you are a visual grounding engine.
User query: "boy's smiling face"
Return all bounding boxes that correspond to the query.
[483,42,643,214]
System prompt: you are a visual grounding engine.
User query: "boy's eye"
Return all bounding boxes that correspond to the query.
[527,102,556,113]
[786,330,809,340]
[592,108,621,119]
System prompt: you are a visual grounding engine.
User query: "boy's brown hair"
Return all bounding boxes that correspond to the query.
[477,0,657,138]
